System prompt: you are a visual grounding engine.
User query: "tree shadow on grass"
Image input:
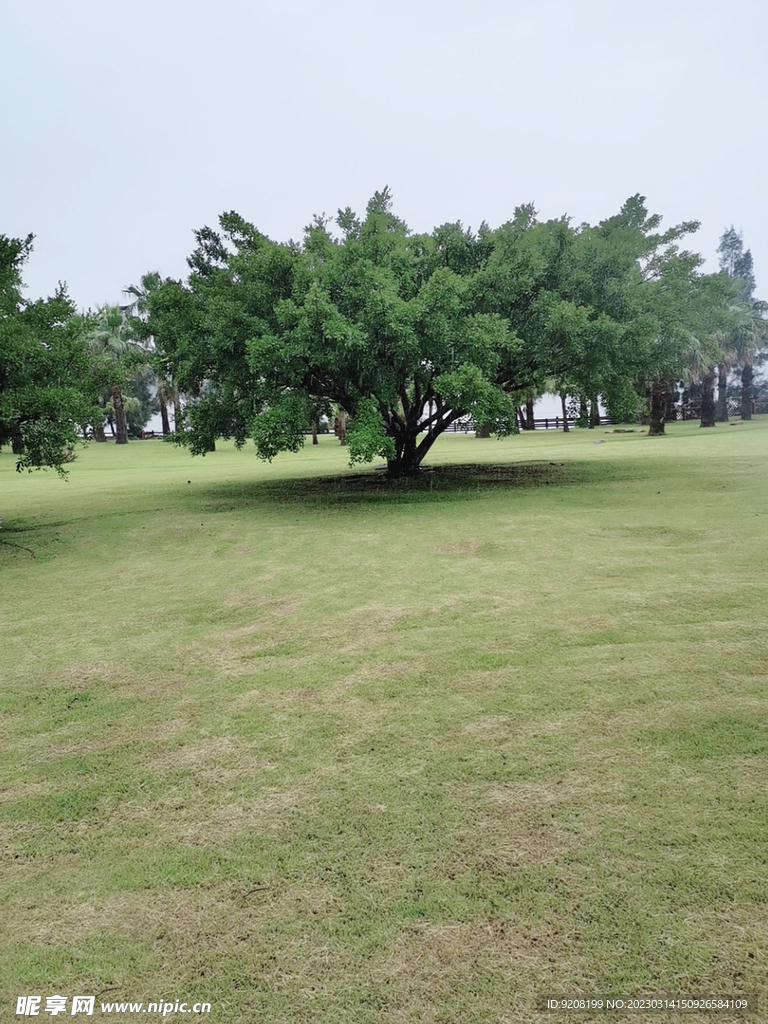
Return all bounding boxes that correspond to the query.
[197,461,596,513]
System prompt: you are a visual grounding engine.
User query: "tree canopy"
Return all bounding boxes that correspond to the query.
[144,191,742,473]
[0,234,100,474]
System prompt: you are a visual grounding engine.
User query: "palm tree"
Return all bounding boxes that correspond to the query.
[700,365,717,427]
[123,272,179,435]
[662,329,718,431]
[731,301,768,421]
[122,271,162,318]
[714,228,766,421]
[88,305,136,444]
[710,301,767,424]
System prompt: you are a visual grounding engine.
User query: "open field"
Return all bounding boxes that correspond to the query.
[1,423,767,1023]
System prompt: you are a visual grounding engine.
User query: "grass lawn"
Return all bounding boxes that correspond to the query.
[1,421,766,1022]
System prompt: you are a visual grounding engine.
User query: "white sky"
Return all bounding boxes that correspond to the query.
[3,0,766,310]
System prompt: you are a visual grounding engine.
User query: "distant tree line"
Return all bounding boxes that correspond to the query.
[1,194,766,477]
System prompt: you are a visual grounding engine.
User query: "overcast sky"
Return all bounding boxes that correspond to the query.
[3,0,766,310]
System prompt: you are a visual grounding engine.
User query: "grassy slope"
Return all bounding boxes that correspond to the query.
[1,423,766,1022]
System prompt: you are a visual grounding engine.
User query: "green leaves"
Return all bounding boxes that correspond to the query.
[346,398,396,465]
[433,364,517,435]
[250,393,313,462]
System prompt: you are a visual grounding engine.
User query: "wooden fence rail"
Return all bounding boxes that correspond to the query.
[307,416,615,436]
[443,416,614,432]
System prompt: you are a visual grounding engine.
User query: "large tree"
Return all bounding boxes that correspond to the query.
[0,234,99,474]
[144,192,740,470]
[147,192,526,476]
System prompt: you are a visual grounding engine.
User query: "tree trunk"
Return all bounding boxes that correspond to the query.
[475,421,493,438]
[311,421,318,444]
[384,410,462,478]
[387,430,417,476]
[387,435,422,477]
[716,362,729,422]
[648,382,669,436]
[112,386,129,444]
[160,403,171,436]
[525,395,535,429]
[560,392,569,432]
[387,458,418,478]
[11,427,25,455]
[173,395,182,429]
[741,361,753,420]
[700,368,717,427]
[336,411,347,446]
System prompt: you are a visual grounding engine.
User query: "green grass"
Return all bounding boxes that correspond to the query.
[1,422,766,1022]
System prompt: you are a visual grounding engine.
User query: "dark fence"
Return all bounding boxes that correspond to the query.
[310,416,616,436]
[444,416,614,432]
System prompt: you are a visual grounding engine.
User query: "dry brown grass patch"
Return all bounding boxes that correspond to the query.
[438,539,484,554]
[0,780,54,806]
[148,735,252,772]
[448,779,580,876]
[371,918,574,1024]
[58,662,113,687]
